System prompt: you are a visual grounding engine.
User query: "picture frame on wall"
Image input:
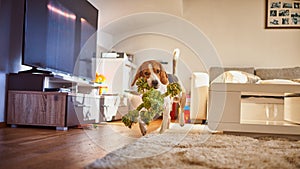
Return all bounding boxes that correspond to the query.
[266,0,300,28]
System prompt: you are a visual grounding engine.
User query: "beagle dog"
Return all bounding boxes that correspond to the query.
[131,49,186,135]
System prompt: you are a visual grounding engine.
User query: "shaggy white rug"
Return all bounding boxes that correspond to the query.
[86,124,300,169]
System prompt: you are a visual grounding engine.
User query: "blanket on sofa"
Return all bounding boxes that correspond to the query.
[86,124,300,169]
[209,66,300,84]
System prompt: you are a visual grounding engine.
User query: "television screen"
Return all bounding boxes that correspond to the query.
[23,0,98,80]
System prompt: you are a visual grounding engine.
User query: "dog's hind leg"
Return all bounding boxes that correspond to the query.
[178,107,185,127]
[178,92,186,127]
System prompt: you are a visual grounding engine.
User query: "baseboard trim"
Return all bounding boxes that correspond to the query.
[0,122,7,128]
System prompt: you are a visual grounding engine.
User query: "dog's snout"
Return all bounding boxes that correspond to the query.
[152,80,158,87]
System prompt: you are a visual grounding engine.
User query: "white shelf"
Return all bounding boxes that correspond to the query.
[50,74,103,87]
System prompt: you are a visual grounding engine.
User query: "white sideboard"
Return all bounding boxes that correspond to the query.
[207,83,300,135]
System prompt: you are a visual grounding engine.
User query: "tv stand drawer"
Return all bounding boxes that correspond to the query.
[7,90,67,127]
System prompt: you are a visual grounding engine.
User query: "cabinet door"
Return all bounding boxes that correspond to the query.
[7,91,66,126]
[101,95,120,121]
[68,95,99,124]
[7,92,46,125]
[46,94,66,126]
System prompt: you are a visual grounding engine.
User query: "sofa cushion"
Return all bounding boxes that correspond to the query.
[255,67,300,80]
[209,67,255,83]
[293,79,300,83]
[212,70,261,83]
[257,79,300,85]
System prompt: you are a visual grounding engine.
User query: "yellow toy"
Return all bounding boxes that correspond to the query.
[94,72,106,84]
[94,73,108,94]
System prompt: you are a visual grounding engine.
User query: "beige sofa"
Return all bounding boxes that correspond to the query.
[207,67,300,135]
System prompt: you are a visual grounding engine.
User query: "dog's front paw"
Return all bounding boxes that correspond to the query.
[139,120,147,136]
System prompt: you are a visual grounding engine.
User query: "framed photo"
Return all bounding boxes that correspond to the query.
[266,0,300,28]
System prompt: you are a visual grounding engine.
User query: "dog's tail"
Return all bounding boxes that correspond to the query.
[172,48,180,75]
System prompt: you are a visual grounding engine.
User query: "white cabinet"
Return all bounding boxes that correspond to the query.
[68,93,101,124]
[92,53,136,121]
[92,53,136,94]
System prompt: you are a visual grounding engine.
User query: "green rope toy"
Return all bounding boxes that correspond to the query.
[122,78,182,128]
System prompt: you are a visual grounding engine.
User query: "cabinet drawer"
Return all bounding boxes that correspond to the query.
[7,91,67,126]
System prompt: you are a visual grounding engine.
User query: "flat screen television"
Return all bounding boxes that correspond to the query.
[22,0,98,81]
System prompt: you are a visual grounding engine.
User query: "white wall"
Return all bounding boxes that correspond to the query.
[183,0,300,68]
[112,34,205,91]
[90,0,300,92]
[0,74,5,122]
[91,0,300,68]
[0,0,25,123]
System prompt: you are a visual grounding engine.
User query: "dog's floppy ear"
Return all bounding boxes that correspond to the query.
[159,65,169,85]
[131,66,142,86]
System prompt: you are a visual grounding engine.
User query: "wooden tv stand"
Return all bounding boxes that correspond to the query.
[6,73,102,130]
[7,91,69,130]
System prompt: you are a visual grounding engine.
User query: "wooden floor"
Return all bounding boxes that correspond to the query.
[0,120,161,169]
